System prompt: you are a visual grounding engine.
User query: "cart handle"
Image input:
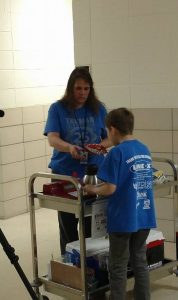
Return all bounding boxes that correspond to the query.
[28,172,82,200]
[152,157,178,182]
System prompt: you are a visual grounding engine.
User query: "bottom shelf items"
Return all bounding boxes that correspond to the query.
[40,258,178,300]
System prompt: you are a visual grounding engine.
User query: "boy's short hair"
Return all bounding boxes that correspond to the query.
[106,108,134,135]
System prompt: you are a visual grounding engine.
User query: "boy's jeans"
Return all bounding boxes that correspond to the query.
[109,230,150,300]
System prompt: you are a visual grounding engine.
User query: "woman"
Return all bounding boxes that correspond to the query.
[44,67,110,256]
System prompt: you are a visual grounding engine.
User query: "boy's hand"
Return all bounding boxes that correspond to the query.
[83,184,96,195]
[83,182,116,196]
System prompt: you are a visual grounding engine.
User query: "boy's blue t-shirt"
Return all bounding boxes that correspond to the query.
[97,140,156,233]
[44,101,107,178]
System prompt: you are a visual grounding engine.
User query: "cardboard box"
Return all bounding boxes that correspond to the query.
[51,260,82,290]
[50,261,96,290]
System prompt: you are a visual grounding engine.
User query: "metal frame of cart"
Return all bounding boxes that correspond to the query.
[28,157,178,300]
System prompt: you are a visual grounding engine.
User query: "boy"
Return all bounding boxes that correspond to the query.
[83,108,156,300]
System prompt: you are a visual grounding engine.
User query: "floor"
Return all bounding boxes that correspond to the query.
[0,208,178,300]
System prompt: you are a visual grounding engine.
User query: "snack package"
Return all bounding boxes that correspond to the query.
[84,144,107,155]
[152,168,167,184]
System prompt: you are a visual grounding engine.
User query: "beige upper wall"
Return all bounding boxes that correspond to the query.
[1,0,176,110]
[0,0,74,109]
[73,0,178,109]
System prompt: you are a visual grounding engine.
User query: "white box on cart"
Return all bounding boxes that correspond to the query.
[66,229,165,268]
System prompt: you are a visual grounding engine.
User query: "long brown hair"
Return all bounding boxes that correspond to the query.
[60,67,103,114]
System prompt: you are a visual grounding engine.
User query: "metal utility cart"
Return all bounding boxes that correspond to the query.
[28,157,178,300]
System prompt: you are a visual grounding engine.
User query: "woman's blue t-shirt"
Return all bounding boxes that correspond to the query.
[97,140,157,233]
[44,101,107,178]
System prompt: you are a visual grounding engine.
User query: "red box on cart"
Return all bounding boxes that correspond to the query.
[146,230,165,269]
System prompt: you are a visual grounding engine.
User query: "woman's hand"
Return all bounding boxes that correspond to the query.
[48,133,83,159]
[69,145,83,159]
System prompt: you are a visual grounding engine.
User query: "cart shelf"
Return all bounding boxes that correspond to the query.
[35,192,81,215]
[40,277,84,300]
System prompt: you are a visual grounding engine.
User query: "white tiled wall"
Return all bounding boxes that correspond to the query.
[0,196,27,219]
[0,125,23,146]
[23,123,45,142]
[24,140,46,160]
[0,105,49,219]
[0,0,74,109]
[1,179,26,201]
[0,143,24,164]
[0,0,73,216]
[73,0,178,109]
